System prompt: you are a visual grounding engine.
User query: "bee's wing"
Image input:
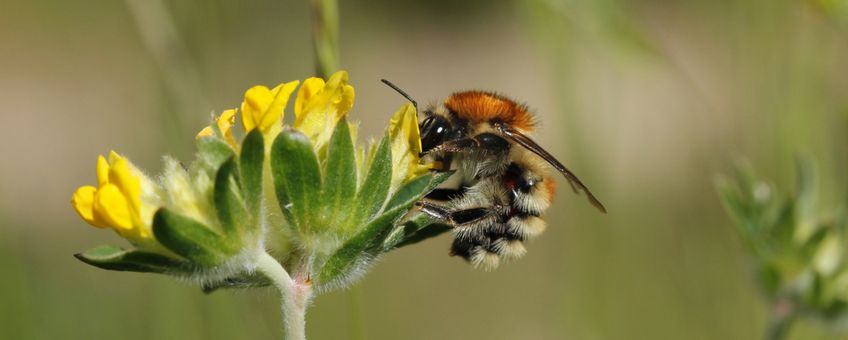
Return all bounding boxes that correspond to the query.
[499,126,607,213]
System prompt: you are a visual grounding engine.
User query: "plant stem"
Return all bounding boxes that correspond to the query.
[256,252,313,340]
[124,0,206,157]
[308,0,340,78]
[764,299,795,340]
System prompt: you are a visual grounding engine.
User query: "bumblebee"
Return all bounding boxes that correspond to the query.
[382,80,606,270]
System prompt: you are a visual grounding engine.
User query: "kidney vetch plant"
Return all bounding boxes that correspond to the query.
[70,71,452,340]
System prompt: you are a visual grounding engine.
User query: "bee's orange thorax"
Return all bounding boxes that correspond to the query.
[445,91,535,132]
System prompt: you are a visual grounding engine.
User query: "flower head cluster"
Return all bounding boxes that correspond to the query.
[72,71,448,292]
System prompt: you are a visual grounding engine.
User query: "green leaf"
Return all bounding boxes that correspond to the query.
[801,227,830,261]
[757,263,781,298]
[381,172,454,250]
[318,171,454,285]
[196,137,234,168]
[770,200,796,251]
[382,212,452,251]
[214,158,247,236]
[152,208,233,267]
[385,172,453,212]
[322,119,357,225]
[240,129,265,212]
[395,223,452,249]
[381,214,431,250]
[201,273,271,293]
[345,134,392,231]
[271,129,322,232]
[318,205,409,285]
[74,245,189,274]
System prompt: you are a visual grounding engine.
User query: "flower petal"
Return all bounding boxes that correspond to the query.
[241,85,273,132]
[108,152,142,214]
[72,186,106,228]
[96,155,109,187]
[388,103,429,191]
[258,81,300,132]
[337,84,355,115]
[196,126,214,139]
[217,109,238,147]
[295,77,326,122]
[325,71,354,117]
[293,71,354,148]
[196,109,239,149]
[93,183,133,231]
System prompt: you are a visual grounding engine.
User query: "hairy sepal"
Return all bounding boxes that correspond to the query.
[316,171,453,289]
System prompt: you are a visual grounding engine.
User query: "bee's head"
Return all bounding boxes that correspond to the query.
[378,79,465,153]
[419,111,453,153]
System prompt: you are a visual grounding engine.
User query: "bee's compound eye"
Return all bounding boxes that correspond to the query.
[420,116,452,152]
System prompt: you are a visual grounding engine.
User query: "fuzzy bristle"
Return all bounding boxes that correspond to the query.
[493,239,526,259]
[470,248,501,271]
[508,215,547,240]
[444,91,536,132]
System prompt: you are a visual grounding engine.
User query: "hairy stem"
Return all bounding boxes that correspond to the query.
[309,0,340,78]
[124,0,205,156]
[256,252,313,340]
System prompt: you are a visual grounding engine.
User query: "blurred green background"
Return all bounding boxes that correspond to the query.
[2,0,848,339]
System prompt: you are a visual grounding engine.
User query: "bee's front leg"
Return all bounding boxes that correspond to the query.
[422,133,510,155]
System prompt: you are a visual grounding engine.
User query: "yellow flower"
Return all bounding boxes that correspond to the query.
[196,109,238,148]
[241,80,300,135]
[387,103,430,192]
[71,151,155,242]
[293,71,355,150]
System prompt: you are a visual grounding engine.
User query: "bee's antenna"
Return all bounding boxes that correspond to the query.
[380,79,418,111]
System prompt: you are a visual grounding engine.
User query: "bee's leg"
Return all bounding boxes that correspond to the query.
[423,133,511,155]
[427,154,453,172]
[425,186,469,201]
[415,201,495,227]
[450,207,494,226]
[415,201,452,222]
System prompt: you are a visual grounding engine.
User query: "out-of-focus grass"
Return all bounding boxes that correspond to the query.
[2,0,848,339]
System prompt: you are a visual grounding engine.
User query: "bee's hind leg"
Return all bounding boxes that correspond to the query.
[415,201,494,227]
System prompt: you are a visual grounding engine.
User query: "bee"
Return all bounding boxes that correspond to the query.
[382,80,606,270]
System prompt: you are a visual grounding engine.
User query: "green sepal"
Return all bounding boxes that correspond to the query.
[240,129,265,212]
[381,213,431,249]
[345,134,392,232]
[214,158,247,236]
[801,226,830,260]
[385,172,453,211]
[196,136,235,169]
[317,205,409,285]
[380,172,454,250]
[74,245,190,274]
[152,208,234,267]
[397,224,452,248]
[317,171,453,285]
[271,129,322,233]
[201,273,271,294]
[384,214,452,250]
[322,118,357,226]
[756,263,782,298]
